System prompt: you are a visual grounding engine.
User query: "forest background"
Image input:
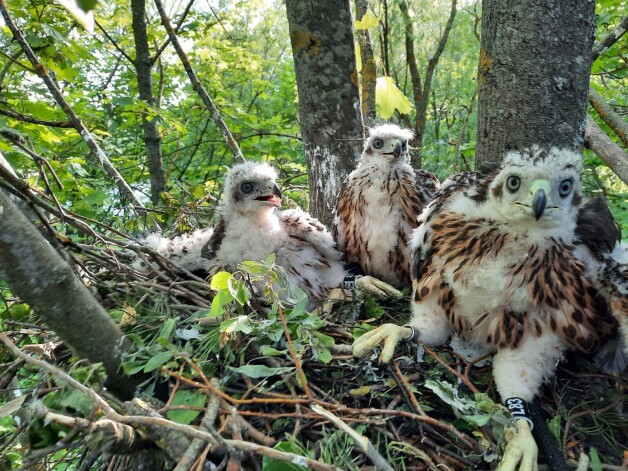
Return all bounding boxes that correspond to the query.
[0,0,627,470]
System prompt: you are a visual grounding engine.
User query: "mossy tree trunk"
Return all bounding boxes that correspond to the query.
[285,0,363,227]
[475,0,595,166]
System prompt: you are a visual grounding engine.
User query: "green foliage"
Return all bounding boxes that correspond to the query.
[166,390,207,425]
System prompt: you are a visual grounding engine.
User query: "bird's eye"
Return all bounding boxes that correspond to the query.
[240,182,254,193]
[401,141,408,151]
[372,138,384,149]
[559,178,573,197]
[506,175,521,193]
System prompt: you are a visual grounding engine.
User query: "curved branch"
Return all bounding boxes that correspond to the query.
[153,0,245,164]
[592,15,628,61]
[585,115,628,184]
[0,104,72,128]
[588,87,628,147]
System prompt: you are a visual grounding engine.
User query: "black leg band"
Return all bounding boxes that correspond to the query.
[505,397,534,431]
[402,324,421,343]
[343,274,363,290]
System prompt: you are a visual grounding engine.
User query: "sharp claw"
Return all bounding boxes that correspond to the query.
[497,420,538,471]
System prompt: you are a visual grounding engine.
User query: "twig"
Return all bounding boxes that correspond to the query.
[592,15,628,61]
[153,0,246,164]
[311,404,394,471]
[276,302,313,400]
[0,334,342,470]
[0,0,144,209]
[422,345,480,394]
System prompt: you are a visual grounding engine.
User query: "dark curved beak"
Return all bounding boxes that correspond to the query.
[392,142,402,158]
[532,188,547,220]
[273,183,282,199]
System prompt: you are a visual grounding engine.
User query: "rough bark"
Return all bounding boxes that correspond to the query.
[132,0,166,207]
[0,189,140,399]
[399,0,457,168]
[285,0,363,227]
[585,115,628,184]
[356,0,377,127]
[476,0,595,165]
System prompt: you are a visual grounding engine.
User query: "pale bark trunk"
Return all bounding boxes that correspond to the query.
[285,0,363,226]
[476,0,595,165]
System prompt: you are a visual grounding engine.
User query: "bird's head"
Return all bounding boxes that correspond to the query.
[362,124,414,165]
[222,162,282,216]
[482,147,583,230]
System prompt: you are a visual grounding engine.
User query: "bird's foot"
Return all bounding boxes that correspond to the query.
[497,419,538,471]
[352,323,414,363]
[355,276,404,300]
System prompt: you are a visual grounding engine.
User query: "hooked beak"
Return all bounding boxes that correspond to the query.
[530,179,550,220]
[254,183,283,207]
[384,142,402,159]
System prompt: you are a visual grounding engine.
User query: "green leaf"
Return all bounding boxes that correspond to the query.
[355,11,379,29]
[589,447,602,471]
[228,364,295,378]
[56,389,94,416]
[262,441,309,470]
[376,76,413,119]
[211,271,234,291]
[143,351,173,373]
[167,390,207,425]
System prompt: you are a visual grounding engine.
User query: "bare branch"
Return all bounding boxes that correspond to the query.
[153,0,246,164]
[585,115,628,184]
[588,87,628,147]
[592,15,628,61]
[0,0,144,208]
[0,105,73,128]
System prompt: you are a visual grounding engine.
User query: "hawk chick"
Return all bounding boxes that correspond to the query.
[353,147,623,470]
[333,124,439,288]
[198,162,402,308]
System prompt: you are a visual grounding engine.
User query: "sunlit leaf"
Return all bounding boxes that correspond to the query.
[376,76,413,119]
[355,11,379,30]
[210,271,234,291]
[53,0,95,32]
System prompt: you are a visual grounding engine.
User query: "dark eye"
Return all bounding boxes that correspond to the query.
[241,182,254,193]
[401,141,408,151]
[506,175,521,193]
[559,178,573,197]
[372,138,384,149]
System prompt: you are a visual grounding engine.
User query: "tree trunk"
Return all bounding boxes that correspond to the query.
[0,189,140,399]
[356,0,377,127]
[475,0,595,165]
[285,0,363,227]
[132,0,166,207]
